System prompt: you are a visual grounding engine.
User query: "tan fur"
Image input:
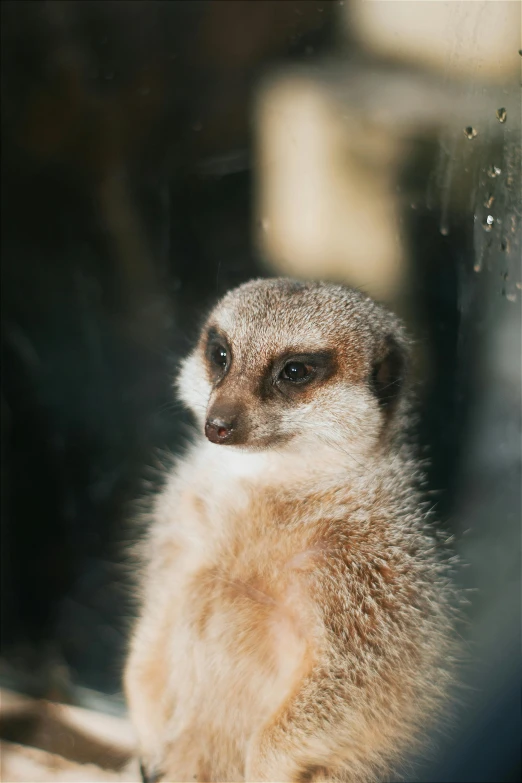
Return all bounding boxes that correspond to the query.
[124,278,457,782]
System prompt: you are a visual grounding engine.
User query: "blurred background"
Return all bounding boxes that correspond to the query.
[0,2,520,781]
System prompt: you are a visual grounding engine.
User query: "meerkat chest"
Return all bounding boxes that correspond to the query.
[151,461,317,731]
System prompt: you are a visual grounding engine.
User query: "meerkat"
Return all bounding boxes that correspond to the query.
[124,278,457,783]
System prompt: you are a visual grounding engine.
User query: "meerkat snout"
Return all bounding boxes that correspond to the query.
[205,416,234,444]
[205,408,238,444]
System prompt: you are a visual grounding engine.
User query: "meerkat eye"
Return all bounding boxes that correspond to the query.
[280,361,313,383]
[209,344,228,369]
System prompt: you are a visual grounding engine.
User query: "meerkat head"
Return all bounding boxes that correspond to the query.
[177,278,411,456]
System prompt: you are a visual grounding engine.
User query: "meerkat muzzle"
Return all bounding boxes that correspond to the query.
[205,416,235,444]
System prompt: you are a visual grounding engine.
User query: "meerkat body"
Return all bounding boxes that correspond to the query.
[125,279,456,783]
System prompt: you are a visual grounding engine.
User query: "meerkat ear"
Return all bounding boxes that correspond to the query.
[370,334,408,411]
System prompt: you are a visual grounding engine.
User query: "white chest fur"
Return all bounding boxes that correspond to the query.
[142,441,319,758]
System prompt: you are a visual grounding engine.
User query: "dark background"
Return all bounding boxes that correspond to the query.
[1,2,520,781]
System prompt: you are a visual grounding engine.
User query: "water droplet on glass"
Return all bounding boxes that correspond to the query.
[487,165,501,178]
[516,282,522,290]
[496,107,507,123]
[484,194,495,209]
[440,226,449,236]
[258,218,270,233]
[464,126,478,139]
[506,293,517,303]
[500,239,510,252]
[192,121,203,132]
[482,215,494,232]
[317,6,324,12]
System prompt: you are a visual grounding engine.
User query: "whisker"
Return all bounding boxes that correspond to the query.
[376,378,404,393]
[315,431,367,473]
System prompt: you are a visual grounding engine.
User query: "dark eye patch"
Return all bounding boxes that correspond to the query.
[280,361,313,382]
[271,350,336,395]
[210,344,228,369]
[206,327,231,378]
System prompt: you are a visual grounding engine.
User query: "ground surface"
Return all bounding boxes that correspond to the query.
[0,689,140,782]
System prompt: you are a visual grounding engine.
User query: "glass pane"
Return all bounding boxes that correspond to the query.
[1,2,520,781]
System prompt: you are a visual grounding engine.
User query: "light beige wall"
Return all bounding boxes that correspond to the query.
[345,0,521,83]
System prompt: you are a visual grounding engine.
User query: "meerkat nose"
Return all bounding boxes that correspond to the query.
[205,417,234,444]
